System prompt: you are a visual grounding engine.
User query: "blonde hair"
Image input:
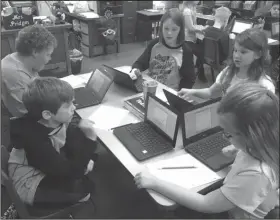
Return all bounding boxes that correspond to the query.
[217,82,279,183]
[214,6,232,30]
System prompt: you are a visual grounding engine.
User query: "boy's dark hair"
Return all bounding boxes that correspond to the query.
[15,24,57,56]
[159,8,185,46]
[22,77,74,120]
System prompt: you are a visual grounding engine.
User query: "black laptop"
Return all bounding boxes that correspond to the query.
[180,98,234,172]
[163,89,197,112]
[74,66,113,109]
[113,93,180,161]
[102,64,144,93]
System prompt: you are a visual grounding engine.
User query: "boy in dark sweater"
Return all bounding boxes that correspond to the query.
[8,77,98,208]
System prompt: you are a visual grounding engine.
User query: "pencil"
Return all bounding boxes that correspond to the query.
[159,166,196,170]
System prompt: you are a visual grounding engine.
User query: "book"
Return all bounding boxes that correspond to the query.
[123,95,145,120]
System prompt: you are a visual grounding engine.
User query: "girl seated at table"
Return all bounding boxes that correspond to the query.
[178,28,275,100]
[135,82,279,219]
[129,8,196,91]
[181,1,209,82]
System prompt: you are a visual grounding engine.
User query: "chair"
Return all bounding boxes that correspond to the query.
[203,33,229,82]
[1,145,90,219]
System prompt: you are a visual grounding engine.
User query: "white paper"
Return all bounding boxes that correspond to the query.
[114,66,132,75]
[268,38,277,44]
[60,75,86,88]
[88,105,138,130]
[79,12,99,18]
[147,154,221,189]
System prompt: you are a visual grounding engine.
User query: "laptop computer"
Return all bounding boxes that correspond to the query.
[113,93,179,161]
[74,67,113,109]
[180,99,234,172]
[231,19,254,34]
[163,89,198,112]
[102,64,144,93]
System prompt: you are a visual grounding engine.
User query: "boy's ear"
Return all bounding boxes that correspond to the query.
[31,49,38,58]
[42,110,53,120]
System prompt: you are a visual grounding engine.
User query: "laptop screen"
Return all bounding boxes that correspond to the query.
[231,20,253,34]
[183,101,220,139]
[146,96,177,139]
[87,69,112,97]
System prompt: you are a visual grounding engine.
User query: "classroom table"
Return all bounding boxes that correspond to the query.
[67,66,230,207]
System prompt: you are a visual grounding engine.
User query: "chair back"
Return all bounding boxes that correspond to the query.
[203,35,220,67]
[225,15,236,34]
[1,145,30,218]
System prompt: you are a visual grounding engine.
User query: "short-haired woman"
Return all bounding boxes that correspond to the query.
[1,24,57,117]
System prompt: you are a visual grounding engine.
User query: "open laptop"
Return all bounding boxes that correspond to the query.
[163,89,198,112]
[231,19,254,34]
[113,93,179,161]
[74,67,113,109]
[102,64,144,93]
[180,99,234,172]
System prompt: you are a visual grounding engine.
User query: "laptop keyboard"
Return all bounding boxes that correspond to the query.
[187,132,230,160]
[125,123,172,153]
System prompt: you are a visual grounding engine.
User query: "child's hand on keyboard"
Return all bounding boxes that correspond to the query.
[222,145,238,158]
[78,119,97,141]
[134,168,157,189]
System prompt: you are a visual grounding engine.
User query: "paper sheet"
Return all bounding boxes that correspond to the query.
[114,66,132,75]
[79,12,99,18]
[268,38,277,44]
[147,154,221,189]
[60,75,86,88]
[88,105,138,130]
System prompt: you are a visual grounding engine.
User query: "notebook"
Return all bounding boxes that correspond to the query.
[231,19,254,34]
[102,64,144,93]
[113,93,179,161]
[74,67,113,109]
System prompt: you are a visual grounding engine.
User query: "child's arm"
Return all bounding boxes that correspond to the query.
[24,137,92,179]
[131,38,158,72]
[178,66,228,99]
[134,169,235,213]
[183,10,205,34]
[178,83,222,100]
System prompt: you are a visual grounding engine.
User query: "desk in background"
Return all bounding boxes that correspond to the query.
[136,10,164,42]
[64,12,123,57]
[70,67,229,207]
[1,23,72,78]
